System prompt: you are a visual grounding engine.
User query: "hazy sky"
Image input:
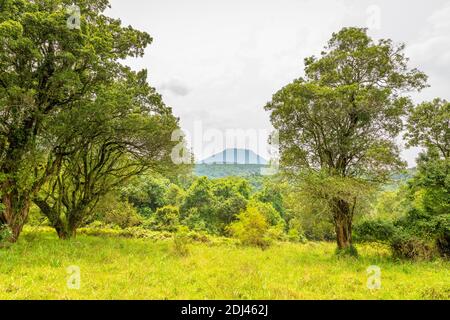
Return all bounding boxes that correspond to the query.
[107,0,450,166]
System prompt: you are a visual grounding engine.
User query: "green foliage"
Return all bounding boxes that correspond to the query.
[390,231,436,261]
[286,218,307,243]
[27,204,50,227]
[172,226,191,257]
[252,180,285,217]
[398,98,450,258]
[354,219,397,244]
[266,27,425,181]
[194,164,267,179]
[335,245,358,258]
[228,206,272,249]
[0,224,13,247]
[121,175,171,214]
[179,177,252,234]
[181,177,216,231]
[165,184,186,207]
[395,149,449,258]
[0,0,154,240]
[283,171,373,241]
[247,199,284,227]
[181,208,208,232]
[405,98,449,158]
[151,206,180,232]
[372,189,408,221]
[94,194,142,229]
[265,27,427,250]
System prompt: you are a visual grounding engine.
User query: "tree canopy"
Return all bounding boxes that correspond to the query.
[265,27,428,251]
[0,0,176,240]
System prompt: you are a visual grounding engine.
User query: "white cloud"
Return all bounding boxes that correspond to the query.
[407,2,450,84]
[108,0,450,166]
[159,79,191,97]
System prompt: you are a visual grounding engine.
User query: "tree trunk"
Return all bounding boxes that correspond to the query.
[33,198,73,240]
[54,221,70,240]
[1,191,30,242]
[333,199,353,250]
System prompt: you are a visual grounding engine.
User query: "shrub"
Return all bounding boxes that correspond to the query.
[0,224,13,247]
[181,208,208,232]
[172,226,190,256]
[94,196,142,228]
[354,219,397,243]
[227,206,272,249]
[287,218,307,243]
[287,228,307,243]
[152,206,180,232]
[248,200,284,227]
[434,214,450,259]
[436,233,450,259]
[390,232,436,261]
[187,230,211,243]
[335,245,358,258]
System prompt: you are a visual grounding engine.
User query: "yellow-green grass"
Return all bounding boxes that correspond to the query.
[0,230,448,300]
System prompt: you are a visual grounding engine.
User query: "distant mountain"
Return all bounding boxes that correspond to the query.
[195,164,267,179]
[199,148,268,165]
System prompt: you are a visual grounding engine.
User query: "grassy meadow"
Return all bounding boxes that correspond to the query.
[0,229,448,300]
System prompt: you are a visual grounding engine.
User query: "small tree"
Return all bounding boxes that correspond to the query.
[228,206,271,249]
[265,28,427,252]
[401,99,450,257]
[152,206,180,232]
[33,74,181,239]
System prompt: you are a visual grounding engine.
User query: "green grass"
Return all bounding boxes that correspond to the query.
[0,230,449,300]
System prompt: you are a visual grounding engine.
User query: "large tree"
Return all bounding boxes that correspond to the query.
[402,99,449,256]
[0,0,151,240]
[265,28,427,251]
[405,98,449,159]
[33,72,181,239]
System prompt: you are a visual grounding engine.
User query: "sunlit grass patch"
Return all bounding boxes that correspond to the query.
[0,231,448,300]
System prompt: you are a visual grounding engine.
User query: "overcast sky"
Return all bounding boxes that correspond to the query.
[107,0,450,167]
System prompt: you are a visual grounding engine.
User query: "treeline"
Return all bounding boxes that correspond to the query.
[354,100,449,259]
[26,175,292,246]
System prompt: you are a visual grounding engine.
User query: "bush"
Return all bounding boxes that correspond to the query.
[287,218,307,243]
[390,232,436,261]
[172,226,190,256]
[94,196,142,228]
[335,245,358,258]
[436,233,450,259]
[78,223,173,240]
[248,200,284,227]
[0,224,13,247]
[187,230,211,243]
[354,219,397,243]
[434,214,450,259]
[152,206,180,232]
[181,208,208,232]
[227,206,272,249]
